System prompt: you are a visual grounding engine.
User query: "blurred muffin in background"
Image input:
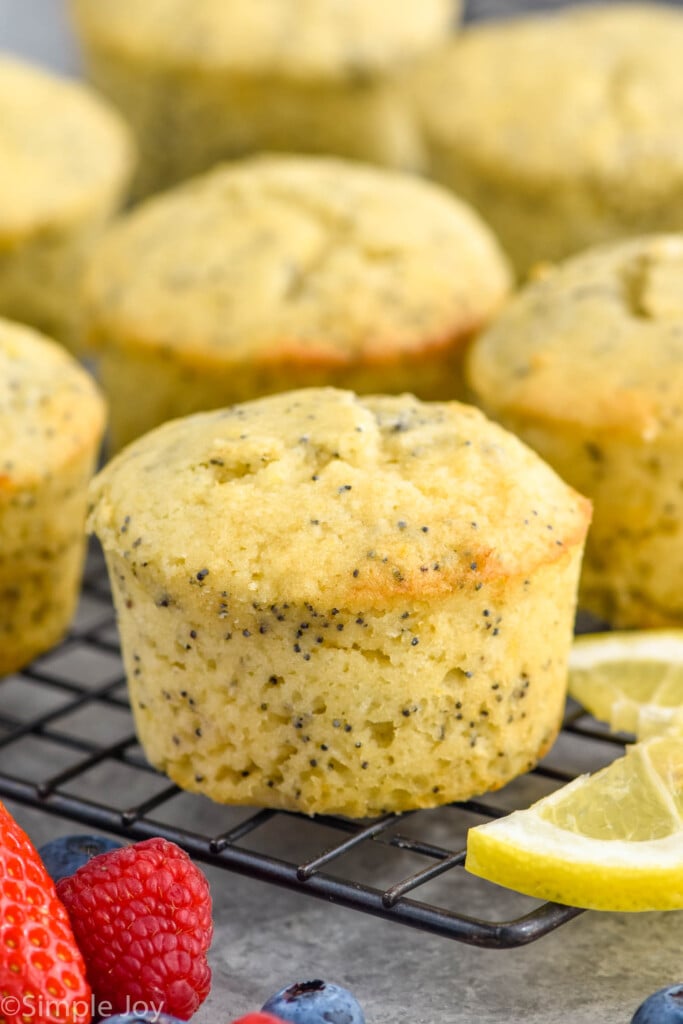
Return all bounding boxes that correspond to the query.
[70,0,461,199]
[0,56,134,350]
[82,154,512,451]
[467,234,683,629]
[413,3,683,277]
[0,318,106,675]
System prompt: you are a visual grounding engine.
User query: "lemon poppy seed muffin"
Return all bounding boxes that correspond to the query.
[87,388,590,817]
[0,56,134,350]
[70,0,461,198]
[83,155,512,452]
[467,234,683,629]
[415,4,683,277]
[0,318,106,675]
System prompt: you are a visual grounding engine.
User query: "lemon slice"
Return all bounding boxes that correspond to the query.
[568,631,683,739]
[465,736,683,911]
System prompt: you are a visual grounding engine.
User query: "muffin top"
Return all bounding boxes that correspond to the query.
[415,4,683,186]
[88,388,590,608]
[71,0,459,80]
[0,56,133,241]
[83,155,511,366]
[0,318,106,487]
[467,235,683,441]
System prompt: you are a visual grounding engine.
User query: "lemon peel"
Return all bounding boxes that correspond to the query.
[465,736,683,911]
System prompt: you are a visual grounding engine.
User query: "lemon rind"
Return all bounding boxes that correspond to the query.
[465,819,683,911]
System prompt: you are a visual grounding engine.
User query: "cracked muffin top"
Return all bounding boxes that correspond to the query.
[83,155,511,366]
[87,387,590,609]
[0,56,133,240]
[0,318,106,487]
[467,235,683,441]
[416,3,683,184]
[70,0,459,80]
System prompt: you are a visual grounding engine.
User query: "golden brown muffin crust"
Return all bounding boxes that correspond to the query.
[88,388,590,609]
[83,156,512,372]
[418,4,683,184]
[0,318,106,487]
[467,235,683,441]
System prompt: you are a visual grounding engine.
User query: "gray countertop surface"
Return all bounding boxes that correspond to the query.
[2,3,683,1022]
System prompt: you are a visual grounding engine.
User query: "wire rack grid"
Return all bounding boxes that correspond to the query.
[0,543,628,951]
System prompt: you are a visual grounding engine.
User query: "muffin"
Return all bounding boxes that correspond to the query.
[70,0,461,198]
[467,234,683,628]
[0,318,106,675]
[82,155,512,451]
[414,3,683,277]
[87,387,590,817]
[0,56,134,350]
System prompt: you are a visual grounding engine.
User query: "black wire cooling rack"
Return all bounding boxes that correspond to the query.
[0,543,629,950]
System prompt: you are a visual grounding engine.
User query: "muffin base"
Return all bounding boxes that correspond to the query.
[81,47,425,199]
[489,417,683,629]
[0,453,99,676]
[102,546,582,818]
[0,200,126,353]
[427,141,683,279]
[97,333,476,452]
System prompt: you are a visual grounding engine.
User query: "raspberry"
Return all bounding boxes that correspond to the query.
[56,837,212,1020]
[0,801,91,1024]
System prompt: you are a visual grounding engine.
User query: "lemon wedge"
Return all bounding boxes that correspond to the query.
[465,736,683,911]
[568,630,683,739]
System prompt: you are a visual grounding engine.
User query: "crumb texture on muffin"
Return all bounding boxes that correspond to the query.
[89,388,589,816]
[468,234,683,627]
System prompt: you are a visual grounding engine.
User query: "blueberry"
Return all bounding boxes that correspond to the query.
[262,980,365,1024]
[99,1013,183,1024]
[38,834,123,883]
[632,984,683,1023]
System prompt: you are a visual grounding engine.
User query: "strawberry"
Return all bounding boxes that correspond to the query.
[56,837,212,1021]
[0,801,91,1024]
[232,1016,289,1024]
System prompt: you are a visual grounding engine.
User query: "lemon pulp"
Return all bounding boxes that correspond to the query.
[569,630,683,738]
